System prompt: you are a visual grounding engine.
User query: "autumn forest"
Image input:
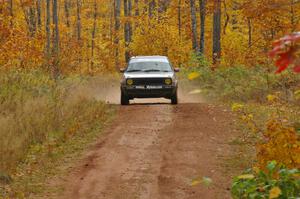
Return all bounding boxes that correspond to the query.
[1,0,299,74]
[1,0,300,198]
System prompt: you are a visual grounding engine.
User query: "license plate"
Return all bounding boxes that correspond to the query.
[135,85,145,89]
[146,85,162,89]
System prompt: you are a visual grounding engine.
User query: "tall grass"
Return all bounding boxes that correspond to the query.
[0,70,111,176]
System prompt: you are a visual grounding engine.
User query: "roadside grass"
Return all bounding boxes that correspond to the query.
[0,69,116,198]
[4,108,115,198]
[181,64,300,127]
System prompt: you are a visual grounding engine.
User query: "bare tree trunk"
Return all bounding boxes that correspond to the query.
[76,0,82,40]
[247,17,252,48]
[223,0,229,34]
[109,1,114,42]
[212,0,221,65]
[9,0,13,27]
[149,0,155,18]
[178,0,182,38]
[134,0,139,29]
[46,0,51,56]
[190,0,198,52]
[124,0,132,63]
[114,0,121,69]
[64,0,70,27]
[199,0,206,54]
[232,1,238,30]
[290,0,296,31]
[36,0,42,29]
[29,7,37,35]
[52,0,60,78]
[91,0,97,72]
[20,0,37,37]
[135,0,139,16]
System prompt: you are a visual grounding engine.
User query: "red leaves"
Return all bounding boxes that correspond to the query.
[269,32,300,74]
[274,52,293,73]
[294,65,300,73]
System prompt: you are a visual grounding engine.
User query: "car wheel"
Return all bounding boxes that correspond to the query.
[171,91,178,105]
[121,91,130,105]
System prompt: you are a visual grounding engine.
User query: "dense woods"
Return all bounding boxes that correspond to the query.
[1,0,300,75]
[1,0,300,198]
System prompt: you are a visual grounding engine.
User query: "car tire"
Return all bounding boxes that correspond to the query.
[171,91,178,105]
[121,91,130,105]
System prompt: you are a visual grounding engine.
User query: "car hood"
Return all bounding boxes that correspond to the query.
[124,72,174,79]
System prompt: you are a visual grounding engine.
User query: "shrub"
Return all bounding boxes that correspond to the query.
[257,120,300,169]
[183,65,300,103]
[232,161,300,199]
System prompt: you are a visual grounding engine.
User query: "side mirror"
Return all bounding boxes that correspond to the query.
[174,68,180,72]
[119,68,125,73]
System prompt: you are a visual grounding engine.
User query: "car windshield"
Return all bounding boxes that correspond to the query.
[126,61,172,72]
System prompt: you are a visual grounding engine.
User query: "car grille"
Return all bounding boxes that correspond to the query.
[131,78,166,85]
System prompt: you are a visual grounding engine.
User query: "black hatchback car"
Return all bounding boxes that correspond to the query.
[120,56,179,105]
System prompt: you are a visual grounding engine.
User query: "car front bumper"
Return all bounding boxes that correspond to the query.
[121,85,177,99]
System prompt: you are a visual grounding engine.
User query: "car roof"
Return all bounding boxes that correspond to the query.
[129,56,169,63]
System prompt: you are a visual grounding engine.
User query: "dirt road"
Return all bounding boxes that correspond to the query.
[60,102,236,199]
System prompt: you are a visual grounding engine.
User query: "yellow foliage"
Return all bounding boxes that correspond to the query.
[130,19,191,67]
[267,94,277,102]
[191,179,202,186]
[294,90,300,100]
[191,177,212,186]
[231,103,244,112]
[237,174,255,179]
[188,72,201,80]
[257,120,300,169]
[269,187,282,199]
[1,0,300,73]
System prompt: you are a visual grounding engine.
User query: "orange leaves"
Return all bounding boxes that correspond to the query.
[20,0,35,7]
[269,32,300,73]
[256,120,300,169]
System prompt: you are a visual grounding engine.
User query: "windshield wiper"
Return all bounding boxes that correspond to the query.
[143,69,161,72]
[126,69,142,72]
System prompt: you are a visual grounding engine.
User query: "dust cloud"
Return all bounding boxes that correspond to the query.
[71,76,205,105]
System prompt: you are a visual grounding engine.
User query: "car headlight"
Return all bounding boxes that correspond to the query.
[164,78,172,85]
[127,79,133,85]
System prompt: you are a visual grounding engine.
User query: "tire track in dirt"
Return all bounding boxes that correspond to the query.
[61,103,235,199]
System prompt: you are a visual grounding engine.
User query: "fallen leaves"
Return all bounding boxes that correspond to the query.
[237,174,255,180]
[191,177,212,187]
[188,72,201,80]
